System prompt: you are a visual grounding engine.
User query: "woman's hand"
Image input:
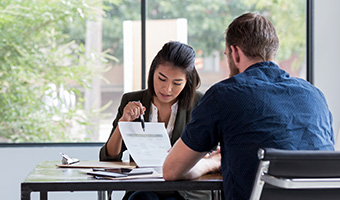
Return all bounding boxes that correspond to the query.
[106,101,146,158]
[119,101,146,122]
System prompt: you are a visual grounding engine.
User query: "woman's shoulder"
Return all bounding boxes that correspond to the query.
[121,89,151,103]
[194,90,204,100]
[193,91,204,105]
[123,90,146,98]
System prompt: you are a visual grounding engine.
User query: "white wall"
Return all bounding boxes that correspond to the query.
[0,145,125,200]
[314,0,340,148]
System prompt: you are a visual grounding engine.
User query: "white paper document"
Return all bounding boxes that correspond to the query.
[118,122,171,167]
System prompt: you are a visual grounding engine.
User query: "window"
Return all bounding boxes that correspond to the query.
[0,0,307,143]
[144,0,307,92]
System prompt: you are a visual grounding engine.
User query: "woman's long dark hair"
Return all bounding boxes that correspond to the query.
[147,41,200,110]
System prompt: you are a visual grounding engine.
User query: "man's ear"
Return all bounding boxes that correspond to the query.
[230,45,240,64]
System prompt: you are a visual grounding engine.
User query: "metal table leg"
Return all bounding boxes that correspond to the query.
[40,191,48,200]
[98,191,108,200]
[21,184,31,200]
[212,190,222,200]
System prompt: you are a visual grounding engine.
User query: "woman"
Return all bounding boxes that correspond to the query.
[100,41,211,200]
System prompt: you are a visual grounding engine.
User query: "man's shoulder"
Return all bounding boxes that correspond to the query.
[207,77,240,93]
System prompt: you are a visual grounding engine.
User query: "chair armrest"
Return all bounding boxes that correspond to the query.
[262,174,340,189]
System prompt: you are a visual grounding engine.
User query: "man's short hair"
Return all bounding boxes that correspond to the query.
[225,12,279,61]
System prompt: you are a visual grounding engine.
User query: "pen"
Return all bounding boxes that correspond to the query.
[137,100,145,132]
[140,114,145,132]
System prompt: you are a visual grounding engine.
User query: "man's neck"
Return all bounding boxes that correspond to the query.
[239,59,273,73]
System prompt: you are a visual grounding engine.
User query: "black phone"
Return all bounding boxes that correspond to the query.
[92,168,132,174]
[90,168,153,177]
[127,168,153,176]
[87,171,128,178]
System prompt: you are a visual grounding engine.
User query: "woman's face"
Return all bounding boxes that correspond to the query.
[153,63,187,105]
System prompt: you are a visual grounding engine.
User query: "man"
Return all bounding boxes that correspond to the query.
[163,12,334,200]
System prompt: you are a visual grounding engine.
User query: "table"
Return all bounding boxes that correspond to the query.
[21,161,223,200]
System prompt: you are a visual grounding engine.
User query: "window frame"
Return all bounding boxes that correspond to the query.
[0,0,312,146]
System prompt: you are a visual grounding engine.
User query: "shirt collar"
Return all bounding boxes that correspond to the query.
[149,101,179,139]
[245,61,279,71]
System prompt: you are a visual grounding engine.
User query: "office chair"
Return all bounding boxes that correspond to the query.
[249,148,340,200]
[334,123,340,150]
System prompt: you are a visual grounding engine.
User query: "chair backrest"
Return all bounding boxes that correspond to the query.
[250,148,340,200]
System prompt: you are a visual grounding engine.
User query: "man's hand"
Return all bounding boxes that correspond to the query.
[203,146,221,174]
[163,139,221,181]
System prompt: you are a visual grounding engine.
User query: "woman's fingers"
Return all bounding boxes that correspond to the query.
[134,101,145,115]
[122,101,146,121]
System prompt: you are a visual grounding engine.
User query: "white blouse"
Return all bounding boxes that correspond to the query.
[149,101,178,139]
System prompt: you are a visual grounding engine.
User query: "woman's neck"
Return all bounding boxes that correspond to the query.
[152,96,176,126]
[152,96,176,109]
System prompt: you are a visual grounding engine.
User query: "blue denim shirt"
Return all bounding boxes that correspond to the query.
[181,61,334,200]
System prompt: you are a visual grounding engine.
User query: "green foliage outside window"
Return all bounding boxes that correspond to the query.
[0,0,111,142]
[98,0,305,65]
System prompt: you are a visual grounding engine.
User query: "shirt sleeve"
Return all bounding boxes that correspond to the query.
[181,87,221,152]
[99,93,129,161]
